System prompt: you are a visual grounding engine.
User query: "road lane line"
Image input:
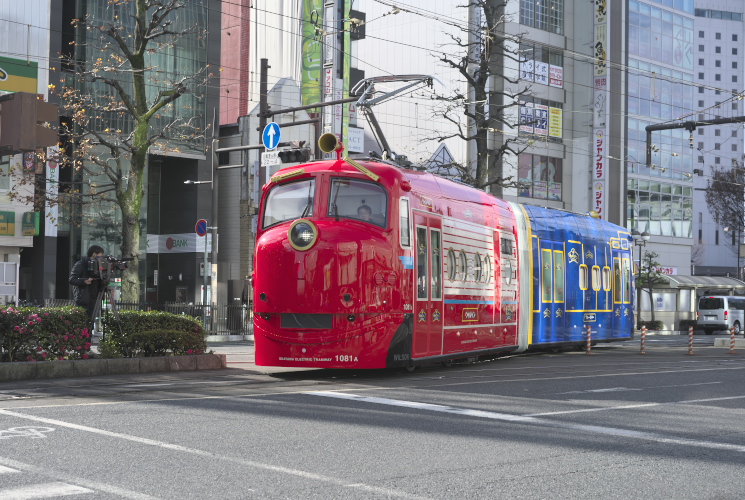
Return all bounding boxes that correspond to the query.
[0,410,430,500]
[305,392,745,454]
[0,457,158,500]
[0,482,92,499]
[526,394,745,416]
[0,465,20,474]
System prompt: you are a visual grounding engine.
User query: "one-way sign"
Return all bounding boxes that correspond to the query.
[262,122,281,150]
[261,151,280,166]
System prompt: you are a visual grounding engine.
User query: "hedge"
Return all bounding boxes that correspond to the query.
[99,310,207,358]
[678,319,697,331]
[637,320,665,331]
[0,306,92,362]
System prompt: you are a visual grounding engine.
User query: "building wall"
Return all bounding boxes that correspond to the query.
[220,0,250,125]
[692,1,745,276]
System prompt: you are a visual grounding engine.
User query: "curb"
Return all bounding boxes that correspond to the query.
[0,353,227,383]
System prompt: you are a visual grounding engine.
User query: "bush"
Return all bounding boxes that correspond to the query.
[678,319,697,331]
[0,306,92,362]
[637,320,665,331]
[99,310,206,358]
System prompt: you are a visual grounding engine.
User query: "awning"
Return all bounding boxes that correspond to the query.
[660,275,745,291]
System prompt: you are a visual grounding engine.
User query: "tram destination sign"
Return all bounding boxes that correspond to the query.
[261,151,280,166]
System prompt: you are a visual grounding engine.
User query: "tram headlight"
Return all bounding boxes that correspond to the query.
[288,219,318,251]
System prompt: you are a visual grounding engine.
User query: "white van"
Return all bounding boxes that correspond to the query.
[697,296,745,335]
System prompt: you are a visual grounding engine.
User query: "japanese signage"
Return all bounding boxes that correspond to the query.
[519,101,533,133]
[549,108,563,138]
[45,146,59,237]
[549,65,563,88]
[0,55,38,93]
[592,0,610,219]
[22,212,39,236]
[0,211,16,235]
[520,59,534,81]
[534,105,549,136]
[534,62,549,86]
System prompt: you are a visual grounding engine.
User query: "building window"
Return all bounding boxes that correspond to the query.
[698,128,704,135]
[715,143,721,150]
[733,144,738,152]
[716,230,719,245]
[716,46,721,53]
[734,48,738,55]
[733,130,738,137]
[698,100,704,107]
[733,62,738,69]
[699,30,704,38]
[715,129,721,136]
[520,0,563,35]
[716,33,721,40]
[715,60,721,67]
[734,34,738,42]
[698,156,704,163]
[699,58,704,65]
[715,74,721,81]
[698,229,702,242]
[518,153,563,200]
[715,157,720,164]
[733,75,738,83]
[699,45,705,51]
[716,89,721,95]
[699,73,705,79]
[698,141,704,149]
[699,87,705,93]
[733,103,739,111]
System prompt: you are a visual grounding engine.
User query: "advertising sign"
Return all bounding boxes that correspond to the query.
[519,101,534,133]
[549,107,562,138]
[549,65,563,88]
[534,62,549,86]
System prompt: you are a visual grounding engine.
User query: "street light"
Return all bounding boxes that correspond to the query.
[632,230,651,327]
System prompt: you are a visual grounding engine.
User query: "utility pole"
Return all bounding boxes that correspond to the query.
[258,58,269,188]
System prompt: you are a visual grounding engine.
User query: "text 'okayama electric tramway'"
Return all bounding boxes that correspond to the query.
[251,76,634,370]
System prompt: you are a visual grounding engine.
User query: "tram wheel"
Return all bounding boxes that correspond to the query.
[405,364,417,372]
[441,359,453,368]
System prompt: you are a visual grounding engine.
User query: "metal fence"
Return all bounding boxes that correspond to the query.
[42,299,252,337]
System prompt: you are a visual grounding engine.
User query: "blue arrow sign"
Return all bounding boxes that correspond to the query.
[262,122,281,150]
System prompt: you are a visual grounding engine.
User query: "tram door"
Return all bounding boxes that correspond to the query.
[412,213,444,358]
[537,240,566,343]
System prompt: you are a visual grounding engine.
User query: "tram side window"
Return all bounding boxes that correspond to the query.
[579,264,588,290]
[613,257,622,303]
[501,238,514,256]
[542,249,552,302]
[602,266,611,291]
[328,177,388,227]
[622,258,631,303]
[592,266,601,291]
[431,230,442,299]
[400,198,411,247]
[417,227,428,299]
[262,179,316,229]
[554,250,564,302]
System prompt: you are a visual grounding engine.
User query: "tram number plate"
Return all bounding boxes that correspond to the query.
[584,313,597,322]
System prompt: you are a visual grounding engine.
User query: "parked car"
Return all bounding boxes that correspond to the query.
[697,296,745,335]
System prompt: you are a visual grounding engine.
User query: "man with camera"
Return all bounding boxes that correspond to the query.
[69,245,105,328]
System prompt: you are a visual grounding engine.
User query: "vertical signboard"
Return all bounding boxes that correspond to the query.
[592,0,609,219]
[301,0,324,106]
[45,146,59,237]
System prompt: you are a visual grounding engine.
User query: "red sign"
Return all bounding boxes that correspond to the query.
[195,219,208,237]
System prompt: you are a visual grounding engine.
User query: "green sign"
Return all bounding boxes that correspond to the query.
[0,211,15,236]
[301,0,324,106]
[22,212,40,236]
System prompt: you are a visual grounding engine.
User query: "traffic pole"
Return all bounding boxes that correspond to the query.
[585,325,594,355]
[729,326,737,354]
[639,325,647,355]
[687,325,695,356]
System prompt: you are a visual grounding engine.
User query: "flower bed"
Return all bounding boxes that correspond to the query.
[0,306,92,362]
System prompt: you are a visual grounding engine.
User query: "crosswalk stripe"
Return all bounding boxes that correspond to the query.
[0,482,93,499]
[0,465,20,474]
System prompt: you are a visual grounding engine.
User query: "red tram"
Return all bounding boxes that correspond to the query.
[252,134,634,369]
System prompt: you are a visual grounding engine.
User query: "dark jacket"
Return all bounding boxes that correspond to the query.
[69,257,100,308]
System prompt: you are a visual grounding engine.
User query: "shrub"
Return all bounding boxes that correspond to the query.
[0,306,92,362]
[678,319,697,331]
[637,320,665,331]
[99,310,206,358]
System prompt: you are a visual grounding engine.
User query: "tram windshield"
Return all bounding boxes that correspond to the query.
[327,177,388,227]
[262,179,316,228]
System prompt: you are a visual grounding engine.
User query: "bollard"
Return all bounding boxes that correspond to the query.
[639,325,647,355]
[687,325,695,356]
[585,324,594,355]
[729,326,737,354]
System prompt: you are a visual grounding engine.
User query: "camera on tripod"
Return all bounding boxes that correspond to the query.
[88,255,132,282]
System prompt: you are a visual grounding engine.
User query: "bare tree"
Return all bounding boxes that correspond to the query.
[12,0,212,301]
[704,162,745,262]
[638,250,667,327]
[428,0,531,192]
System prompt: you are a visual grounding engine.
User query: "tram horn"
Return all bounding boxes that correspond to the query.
[318,133,345,159]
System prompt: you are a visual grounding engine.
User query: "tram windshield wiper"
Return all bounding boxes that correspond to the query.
[300,182,313,218]
[331,182,341,221]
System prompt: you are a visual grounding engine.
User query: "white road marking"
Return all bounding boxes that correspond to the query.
[0,465,20,474]
[0,482,92,499]
[306,392,745,454]
[0,457,159,500]
[526,394,745,416]
[0,411,430,500]
[558,381,722,395]
[558,387,642,394]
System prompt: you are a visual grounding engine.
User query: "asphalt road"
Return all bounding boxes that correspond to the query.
[1,338,744,499]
